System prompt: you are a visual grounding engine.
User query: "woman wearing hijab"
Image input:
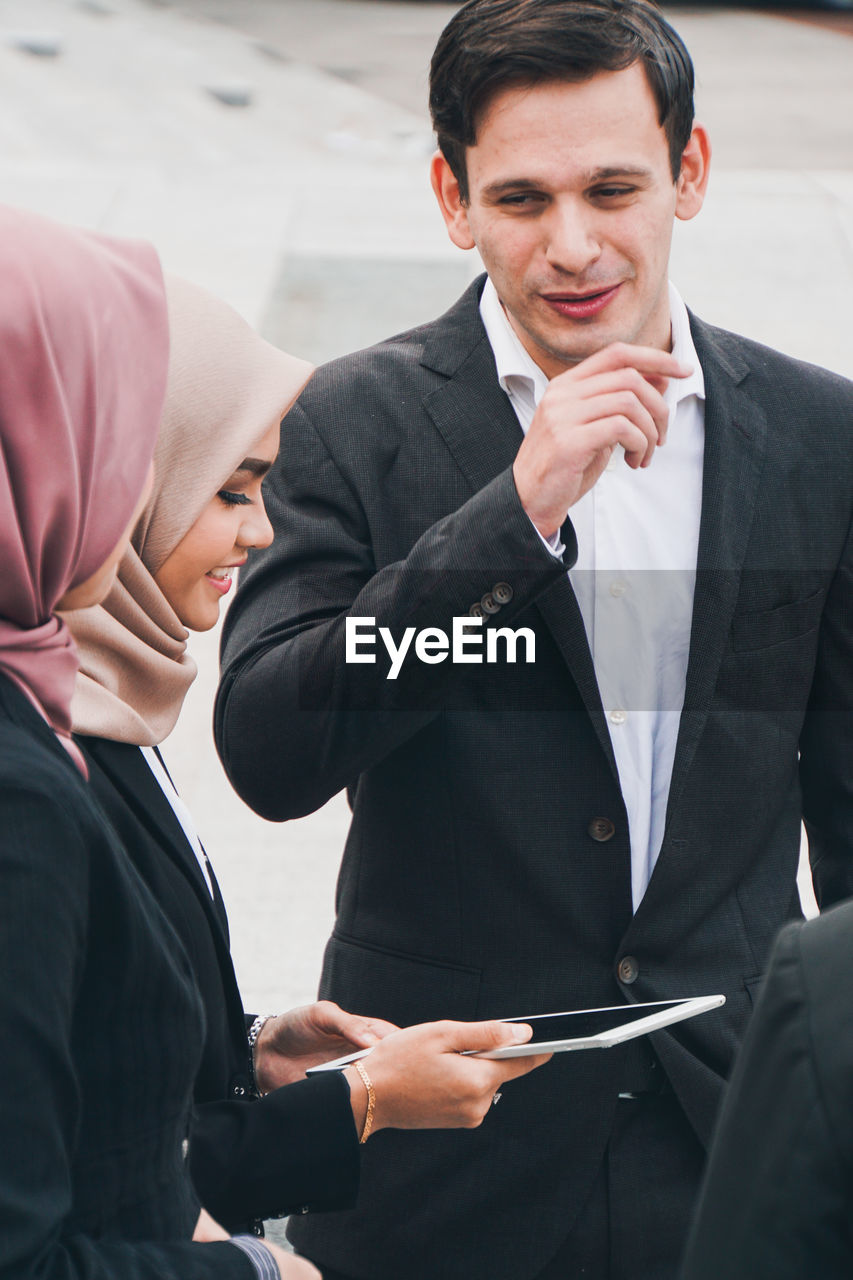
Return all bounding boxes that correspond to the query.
[64,275,549,1236]
[0,207,314,1279]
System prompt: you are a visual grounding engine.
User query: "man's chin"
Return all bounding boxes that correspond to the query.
[536,329,626,372]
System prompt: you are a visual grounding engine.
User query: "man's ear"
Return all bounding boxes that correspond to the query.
[675,123,711,223]
[430,151,476,250]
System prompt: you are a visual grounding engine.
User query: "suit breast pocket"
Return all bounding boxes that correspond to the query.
[731,587,826,653]
[319,932,482,1028]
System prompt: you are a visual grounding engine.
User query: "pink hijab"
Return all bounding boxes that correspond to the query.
[0,206,169,767]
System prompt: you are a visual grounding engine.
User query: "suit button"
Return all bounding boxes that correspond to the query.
[480,592,500,615]
[493,582,513,605]
[232,1084,247,1097]
[469,602,484,618]
[587,817,615,842]
[617,956,639,984]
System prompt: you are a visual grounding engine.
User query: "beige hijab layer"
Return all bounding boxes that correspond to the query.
[66,275,312,745]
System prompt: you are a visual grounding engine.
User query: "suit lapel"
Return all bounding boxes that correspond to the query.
[664,316,769,827]
[420,278,616,774]
[85,737,231,942]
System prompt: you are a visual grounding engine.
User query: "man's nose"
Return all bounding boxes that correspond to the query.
[544,199,602,275]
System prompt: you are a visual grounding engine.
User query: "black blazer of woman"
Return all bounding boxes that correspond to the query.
[0,674,256,1279]
[77,732,360,1233]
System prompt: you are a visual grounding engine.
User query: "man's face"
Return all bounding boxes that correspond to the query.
[432,63,707,375]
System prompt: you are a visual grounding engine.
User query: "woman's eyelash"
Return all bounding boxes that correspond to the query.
[217,489,252,507]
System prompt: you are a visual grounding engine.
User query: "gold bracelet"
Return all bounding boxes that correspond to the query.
[355,1059,376,1144]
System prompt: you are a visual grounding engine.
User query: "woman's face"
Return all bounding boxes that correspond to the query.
[154,419,279,632]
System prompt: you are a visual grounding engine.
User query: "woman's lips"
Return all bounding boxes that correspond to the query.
[205,570,234,596]
[542,283,621,319]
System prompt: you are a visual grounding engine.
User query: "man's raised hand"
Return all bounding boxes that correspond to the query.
[512,343,693,539]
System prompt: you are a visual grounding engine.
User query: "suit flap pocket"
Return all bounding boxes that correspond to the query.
[731,588,825,652]
[320,933,481,1028]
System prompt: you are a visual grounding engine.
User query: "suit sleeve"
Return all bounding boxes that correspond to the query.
[215,398,574,821]
[190,1071,359,1226]
[0,783,254,1280]
[800,511,853,906]
[680,922,850,1280]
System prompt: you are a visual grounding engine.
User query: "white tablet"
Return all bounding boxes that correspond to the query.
[305,994,725,1072]
[471,994,725,1058]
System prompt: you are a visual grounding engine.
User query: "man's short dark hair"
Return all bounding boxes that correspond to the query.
[429,0,695,201]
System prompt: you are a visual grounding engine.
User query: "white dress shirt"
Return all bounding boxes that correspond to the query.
[479,277,705,910]
[141,744,215,898]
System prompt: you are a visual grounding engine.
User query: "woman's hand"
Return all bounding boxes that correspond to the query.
[343,1019,552,1135]
[193,1209,320,1277]
[261,1241,321,1279]
[254,1001,398,1092]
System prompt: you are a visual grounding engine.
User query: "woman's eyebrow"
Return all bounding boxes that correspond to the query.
[233,456,271,477]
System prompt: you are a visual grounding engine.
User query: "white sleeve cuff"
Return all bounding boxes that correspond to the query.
[529,516,565,560]
[230,1235,280,1280]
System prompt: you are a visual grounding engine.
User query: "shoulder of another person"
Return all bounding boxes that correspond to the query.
[798,901,853,974]
[0,684,87,812]
[794,904,853,1156]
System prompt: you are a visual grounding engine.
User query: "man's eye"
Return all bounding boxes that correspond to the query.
[594,186,635,199]
[498,193,543,207]
[217,490,252,507]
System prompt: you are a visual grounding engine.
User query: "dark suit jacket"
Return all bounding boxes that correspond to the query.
[681,901,853,1280]
[215,276,853,1279]
[78,734,360,1231]
[0,673,254,1279]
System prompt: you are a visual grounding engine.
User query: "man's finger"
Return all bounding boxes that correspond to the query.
[570,368,670,446]
[571,391,659,453]
[577,341,692,381]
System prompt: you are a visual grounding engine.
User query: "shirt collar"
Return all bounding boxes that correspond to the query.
[667,282,705,406]
[480,277,549,407]
[480,275,705,408]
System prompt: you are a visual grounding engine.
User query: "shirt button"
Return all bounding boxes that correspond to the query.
[480,592,501,615]
[469,602,484,618]
[493,582,513,605]
[609,581,628,598]
[617,956,640,984]
[587,817,616,842]
[609,708,627,726]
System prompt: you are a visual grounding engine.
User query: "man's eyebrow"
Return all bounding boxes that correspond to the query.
[481,177,543,199]
[587,165,653,182]
[480,166,653,199]
[233,456,272,477]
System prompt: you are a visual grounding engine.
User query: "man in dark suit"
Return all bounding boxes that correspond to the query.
[680,900,853,1280]
[215,1,853,1277]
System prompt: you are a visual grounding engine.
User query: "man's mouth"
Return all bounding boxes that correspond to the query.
[541,283,622,319]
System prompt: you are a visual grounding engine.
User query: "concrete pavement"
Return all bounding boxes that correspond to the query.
[0,0,850,1015]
